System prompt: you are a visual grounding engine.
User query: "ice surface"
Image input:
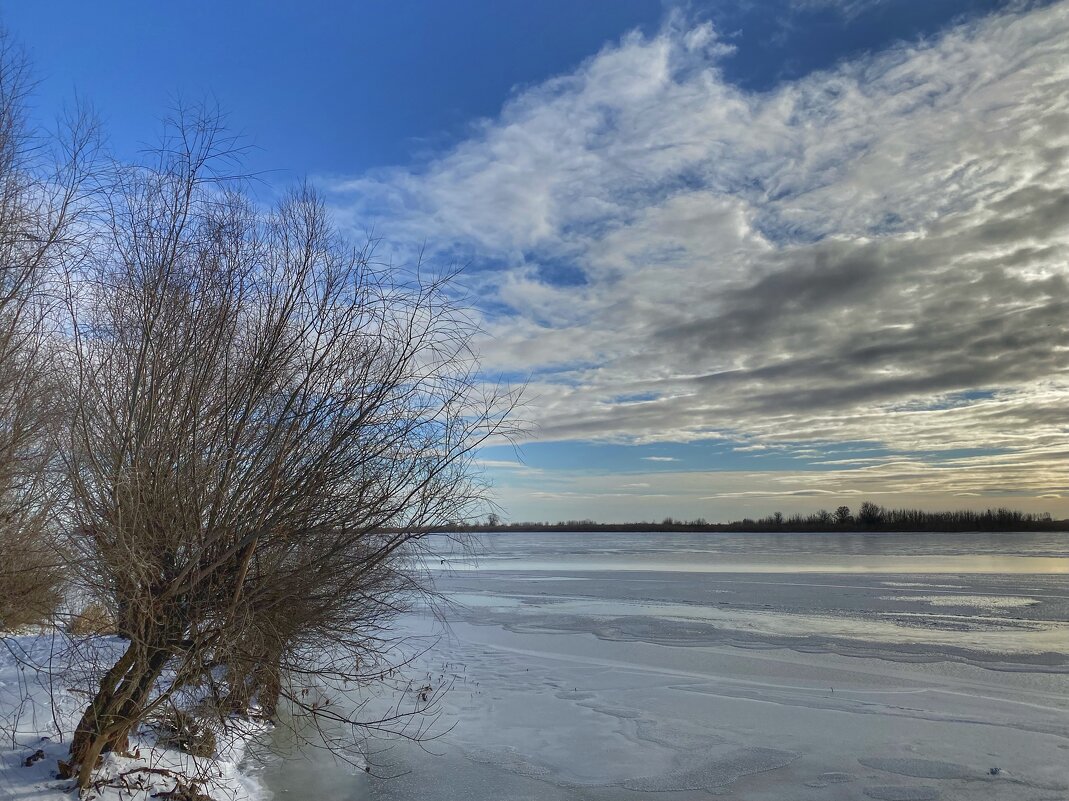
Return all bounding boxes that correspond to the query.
[862,786,940,801]
[620,747,799,792]
[252,531,1069,801]
[857,758,974,779]
[806,771,856,787]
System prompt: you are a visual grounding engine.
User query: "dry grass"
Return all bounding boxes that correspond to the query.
[0,541,62,630]
[65,602,116,637]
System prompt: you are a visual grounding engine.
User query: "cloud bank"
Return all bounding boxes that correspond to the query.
[325,3,1069,511]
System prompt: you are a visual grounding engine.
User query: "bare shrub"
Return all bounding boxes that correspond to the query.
[58,106,516,788]
[150,708,217,759]
[66,603,116,637]
[0,565,61,629]
[0,29,96,632]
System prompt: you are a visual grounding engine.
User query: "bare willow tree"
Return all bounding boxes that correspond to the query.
[58,108,514,790]
[0,30,95,628]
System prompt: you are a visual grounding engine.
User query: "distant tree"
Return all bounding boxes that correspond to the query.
[486,512,501,527]
[772,511,784,526]
[857,501,885,526]
[815,509,833,526]
[834,505,853,525]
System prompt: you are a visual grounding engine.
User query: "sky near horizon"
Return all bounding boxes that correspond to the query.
[5,1,1068,522]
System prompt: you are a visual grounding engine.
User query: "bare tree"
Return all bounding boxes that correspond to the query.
[0,29,96,629]
[58,107,515,789]
[857,500,885,527]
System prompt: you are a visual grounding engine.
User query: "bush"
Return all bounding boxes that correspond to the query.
[65,602,116,637]
[0,539,61,630]
[0,28,80,634]
[151,709,217,759]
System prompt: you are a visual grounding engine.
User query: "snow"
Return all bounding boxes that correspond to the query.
[0,631,268,801]
[879,594,1040,609]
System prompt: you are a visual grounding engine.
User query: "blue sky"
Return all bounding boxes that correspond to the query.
[3,1,662,176]
[4,1,1017,174]
[5,1,1067,522]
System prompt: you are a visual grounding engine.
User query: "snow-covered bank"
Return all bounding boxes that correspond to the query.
[0,631,268,801]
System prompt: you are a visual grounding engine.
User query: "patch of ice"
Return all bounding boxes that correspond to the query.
[621,746,798,792]
[863,785,940,800]
[464,745,552,779]
[553,690,595,701]
[806,771,855,787]
[859,757,974,779]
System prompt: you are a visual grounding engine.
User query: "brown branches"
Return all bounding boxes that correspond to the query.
[0,28,97,630]
[0,28,515,790]
[55,107,517,789]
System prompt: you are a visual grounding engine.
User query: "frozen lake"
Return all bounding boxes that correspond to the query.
[256,531,1069,800]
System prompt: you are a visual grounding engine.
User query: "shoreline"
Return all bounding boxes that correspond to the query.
[438,524,1069,534]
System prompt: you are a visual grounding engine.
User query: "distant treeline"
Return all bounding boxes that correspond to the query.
[461,504,1068,533]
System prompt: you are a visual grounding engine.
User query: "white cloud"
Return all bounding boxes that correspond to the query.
[489,458,1069,522]
[325,3,1069,504]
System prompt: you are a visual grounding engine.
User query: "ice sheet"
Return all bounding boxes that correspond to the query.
[253,532,1069,801]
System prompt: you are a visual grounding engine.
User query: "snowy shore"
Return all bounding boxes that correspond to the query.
[0,632,267,801]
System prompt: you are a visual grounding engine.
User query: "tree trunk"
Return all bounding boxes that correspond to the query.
[255,657,283,719]
[62,643,174,791]
[223,646,283,719]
